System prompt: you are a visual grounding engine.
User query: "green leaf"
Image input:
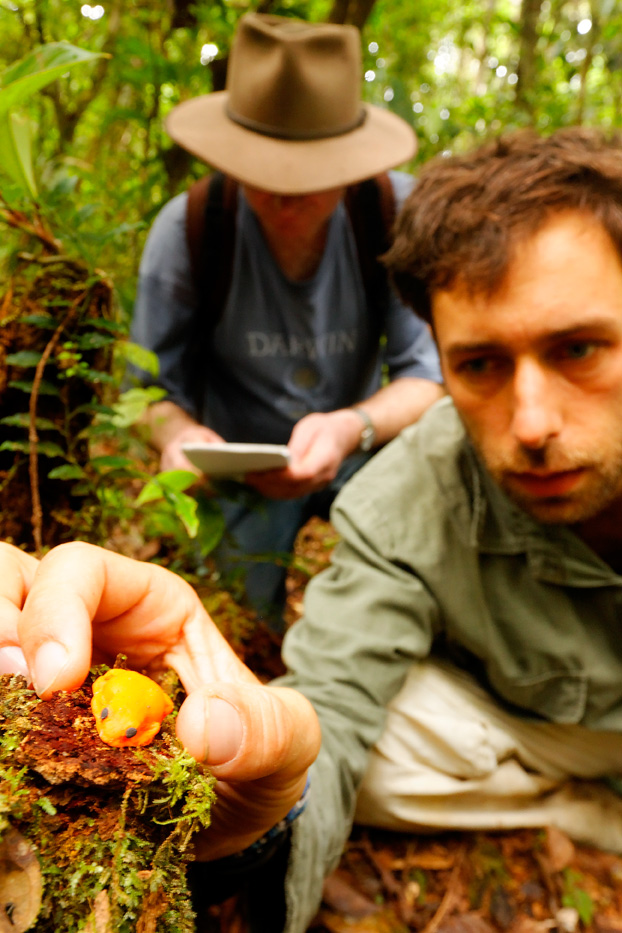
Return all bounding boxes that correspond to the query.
[135,478,164,506]
[89,455,135,471]
[0,111,37,196]
[0,413,59,431]
[562,870,595,926]
[0,43,107,113]
[80,369,115,385]
[35,796,57,816]
[0,43,107,195]
[0,441,27,454]
[164,489,199,538]
[0,440,65,457]
[47,464,86,480]
[153,470,198,493]
[117,340,160,376]
[562,887,594,925]
[5,350,43,367]
[19,314,56,328]
[71,402,116,418]
[8,379,60,396]
[88,319,126,334]
[72,332,116,350]
[110,385,167,428]
[34,440,66,458]
[134,470,198,507]
[195,495,226,557]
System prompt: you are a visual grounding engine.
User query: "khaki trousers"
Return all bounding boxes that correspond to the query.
[355,661,622,852]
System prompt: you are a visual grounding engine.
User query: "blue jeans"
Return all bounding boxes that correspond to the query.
[211,452,371,629]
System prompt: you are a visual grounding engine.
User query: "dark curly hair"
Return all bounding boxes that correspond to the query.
[386,127,622,324]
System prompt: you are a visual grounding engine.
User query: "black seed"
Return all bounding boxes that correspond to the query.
[100,707,109,720]
[125,726,138,738]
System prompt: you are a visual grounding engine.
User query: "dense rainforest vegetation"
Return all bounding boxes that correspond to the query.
[0,0,620,563]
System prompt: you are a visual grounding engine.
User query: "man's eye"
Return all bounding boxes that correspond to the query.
[562,341,595,360]
[460,357,495,375]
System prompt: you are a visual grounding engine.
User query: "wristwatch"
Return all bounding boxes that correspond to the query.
[351,406,376,452]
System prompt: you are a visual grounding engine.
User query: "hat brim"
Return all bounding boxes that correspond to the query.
[165,92,417,194]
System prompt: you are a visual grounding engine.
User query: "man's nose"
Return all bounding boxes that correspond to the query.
[511,358,562,449]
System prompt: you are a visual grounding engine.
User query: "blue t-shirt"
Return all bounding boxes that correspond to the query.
[131,172,442,444]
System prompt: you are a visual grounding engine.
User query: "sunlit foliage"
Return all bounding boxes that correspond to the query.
[0,0,620,310]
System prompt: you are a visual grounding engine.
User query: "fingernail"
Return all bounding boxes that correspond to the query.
[32,642,69,697]
[0,646,29,679]
[207,697,244,765]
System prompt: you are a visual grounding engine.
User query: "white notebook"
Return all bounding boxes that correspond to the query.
[181,442,291,477]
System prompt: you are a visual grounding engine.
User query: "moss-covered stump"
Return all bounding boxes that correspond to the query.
[0,670,216,932]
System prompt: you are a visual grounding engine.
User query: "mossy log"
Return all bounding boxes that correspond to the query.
[0,670,216,932]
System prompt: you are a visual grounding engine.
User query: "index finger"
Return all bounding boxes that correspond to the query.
[0,543,39,623]
[0,543,39,676]
[17,542,206,698]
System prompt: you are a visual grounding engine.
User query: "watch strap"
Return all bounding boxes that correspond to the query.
[351,407,376,452]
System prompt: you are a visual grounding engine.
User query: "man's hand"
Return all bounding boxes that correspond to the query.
[140,400,224,475]
[160,423,225,473]
[245,409,363,499]
[245,378,445,500]
[0,542,320,860]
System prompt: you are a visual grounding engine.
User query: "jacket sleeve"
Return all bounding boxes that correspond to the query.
[272,454,442,932]
[128,192,202,418]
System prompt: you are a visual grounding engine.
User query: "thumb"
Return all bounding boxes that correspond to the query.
[176,681,320,782]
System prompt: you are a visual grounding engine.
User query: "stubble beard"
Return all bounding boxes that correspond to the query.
[475,437,622,526]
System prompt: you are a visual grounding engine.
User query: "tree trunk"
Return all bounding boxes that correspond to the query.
[515,0,542,116]
[328,0,377,28]
[574,0,600,124]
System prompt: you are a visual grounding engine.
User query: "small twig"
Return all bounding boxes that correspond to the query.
[359,833,404,899]
[0,278,14,319]
[421,842,467,933]
[29,295,84,555]
[0,205,62,254]
[534,850,560,915]
[358,834,419,926]
[17,253,83,268]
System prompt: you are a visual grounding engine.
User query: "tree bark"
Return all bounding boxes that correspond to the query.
[574,0,600,124]
[515,0,542,116]
[328,0,377,28]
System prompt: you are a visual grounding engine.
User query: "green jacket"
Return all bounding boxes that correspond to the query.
[278,397,622,933]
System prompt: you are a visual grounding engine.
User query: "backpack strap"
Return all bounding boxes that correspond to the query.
[186,171,239,326]
[344,172,396,320]
[185,171,238,417]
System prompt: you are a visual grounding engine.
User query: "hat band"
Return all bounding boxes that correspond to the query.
[225,104,367,141]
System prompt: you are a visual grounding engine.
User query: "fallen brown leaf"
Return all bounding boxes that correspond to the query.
[436,912,496,933]
[323,870,382,918]
[544,827,575,873]
[0,828,42,933]
[313,905,409,933]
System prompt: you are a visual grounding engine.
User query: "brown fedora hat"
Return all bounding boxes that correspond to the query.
[165,13,417,194]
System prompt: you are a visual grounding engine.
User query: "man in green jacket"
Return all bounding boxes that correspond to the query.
[3,126,622,931]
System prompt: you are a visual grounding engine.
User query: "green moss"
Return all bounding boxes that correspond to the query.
[0,671,217,932]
